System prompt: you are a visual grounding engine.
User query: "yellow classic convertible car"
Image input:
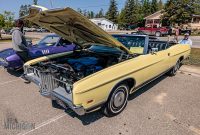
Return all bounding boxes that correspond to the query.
[23,5,191,117]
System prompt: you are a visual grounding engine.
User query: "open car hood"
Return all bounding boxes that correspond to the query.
[24,5,131,54]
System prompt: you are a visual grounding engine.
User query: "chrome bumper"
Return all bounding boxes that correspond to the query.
[52,87,85,116]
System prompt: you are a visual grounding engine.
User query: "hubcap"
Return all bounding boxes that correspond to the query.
[113,91,125,108]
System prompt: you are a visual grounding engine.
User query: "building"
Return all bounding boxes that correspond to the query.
[90,18,118,31]
[190,15,200,29]
[144,10,163,28]
[144,10,200,29]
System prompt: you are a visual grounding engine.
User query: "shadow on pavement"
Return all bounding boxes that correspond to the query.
[129,75,168,100]
[7,69,23,77]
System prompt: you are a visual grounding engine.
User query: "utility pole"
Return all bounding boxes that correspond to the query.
[49,0,53,8]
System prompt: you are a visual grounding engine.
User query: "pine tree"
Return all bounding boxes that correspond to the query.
[19,5,31,18]
[194,0,200,14]
[124,0,141,24]
[96,9,104,18]
[143,0,151,16]
[106,0,118,23]
[158,0,163,10]
[117,8,126,27]
[151,0,158,13]
[162,0,196,25]
[90,11,95,18]
[33,0,38,5]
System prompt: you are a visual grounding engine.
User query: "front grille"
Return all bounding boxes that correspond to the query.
[40,72,58,97]
[25,66,58,97]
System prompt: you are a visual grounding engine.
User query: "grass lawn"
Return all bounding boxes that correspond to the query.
[183,48,200,66]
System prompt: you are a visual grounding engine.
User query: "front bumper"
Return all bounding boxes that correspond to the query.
[52,87,85,116]
[25,73,41,86]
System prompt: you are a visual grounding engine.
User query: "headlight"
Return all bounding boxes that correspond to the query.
[0,58,4,62]
[0,58,8,66]
[64,83,72,94]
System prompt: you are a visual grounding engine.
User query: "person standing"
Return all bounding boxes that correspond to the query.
[174,27,180,43]
[178,33,192,47]
[12,19,29,62]
[0,28,2,39]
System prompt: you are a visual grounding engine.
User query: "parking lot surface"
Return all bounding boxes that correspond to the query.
[0,66,200,135]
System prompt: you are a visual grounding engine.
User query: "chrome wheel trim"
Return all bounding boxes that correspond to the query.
[173,60,180,74]
[156,32,161,37]
[113,91,125,108]
[109,85,128,114]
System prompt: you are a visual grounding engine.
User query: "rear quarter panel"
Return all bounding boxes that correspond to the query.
[167,44,191,66]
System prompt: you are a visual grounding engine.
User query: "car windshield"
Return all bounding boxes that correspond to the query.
[37,35,60,47]
[88,45,123,54]
[113,35,146,54]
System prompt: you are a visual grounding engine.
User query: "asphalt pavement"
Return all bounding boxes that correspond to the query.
[0,67,200,135]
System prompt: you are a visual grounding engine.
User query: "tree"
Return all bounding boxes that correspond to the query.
[106,0,118,23]
[90,11,95,18]
[117,8,126,28]
[33,0,38,5]
[0,14,5,28]
[124,0,142,25]
[194,0,200,14]
[151,0,158,13]
[142,0,151,16]
[158,0,163,10]
[96,9,104,18]
[19,5,31,18]
[162,0,196,25]
[3,11,14,29]
[77,8,82,14]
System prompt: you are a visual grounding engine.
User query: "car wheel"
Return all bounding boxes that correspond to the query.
[155,32,161,37]
[102,84,129,117]
[168,59,181,76]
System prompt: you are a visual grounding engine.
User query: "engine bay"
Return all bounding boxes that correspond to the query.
[33,48,134,85]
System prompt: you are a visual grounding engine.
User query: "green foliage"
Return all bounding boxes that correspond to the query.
[106,0,118,23]
[96,9,104,18]
[0,14,5,28]
[19,5,31,18]
[142,0,151,16]
[151,0,158,13]
[158,0,163,10]
[3,11,14,29]
[124,0,142,24]
[162,0,197,25]
[117,8,126,27]
[194,0,200,14]
[33,0,38,5]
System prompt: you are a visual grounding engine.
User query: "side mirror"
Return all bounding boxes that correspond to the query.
[151,48,158,55]
[26,39,33,46]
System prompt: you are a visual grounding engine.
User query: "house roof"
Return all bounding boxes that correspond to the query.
[192,14,200,17]
[90,18,115,24]
[144,10,163,20]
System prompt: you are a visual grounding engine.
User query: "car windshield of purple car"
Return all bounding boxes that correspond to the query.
[37,35,60,48]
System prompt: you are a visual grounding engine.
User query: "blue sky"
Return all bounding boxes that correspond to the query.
[0,0,127,18]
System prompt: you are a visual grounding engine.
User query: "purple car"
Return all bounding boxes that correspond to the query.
[0,34,75,70]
